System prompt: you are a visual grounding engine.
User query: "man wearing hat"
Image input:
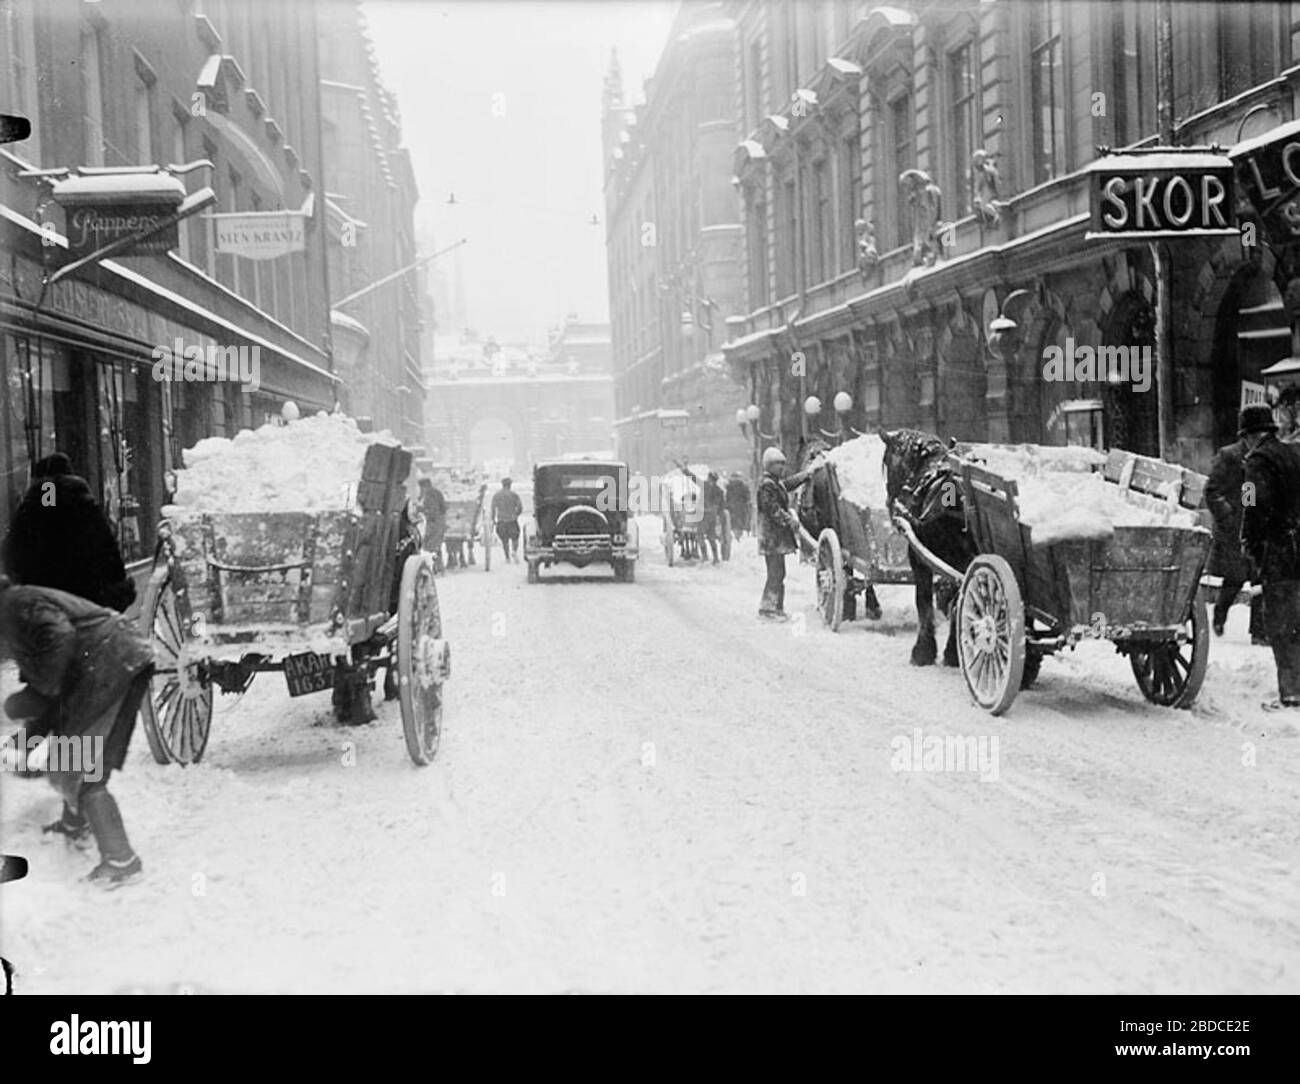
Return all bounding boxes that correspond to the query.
[1205,419,1266,643]
[1241,403,1300,709]
[755,447,810,619]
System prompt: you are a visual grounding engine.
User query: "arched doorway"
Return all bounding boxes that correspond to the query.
[1211,258,1289,448]
[469,416,514,474]
[1101,293,1158,457]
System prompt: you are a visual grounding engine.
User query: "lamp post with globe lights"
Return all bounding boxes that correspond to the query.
[803,392,863,445]
[737,403,778,488]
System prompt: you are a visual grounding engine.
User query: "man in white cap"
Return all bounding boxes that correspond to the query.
[755,446,810,619]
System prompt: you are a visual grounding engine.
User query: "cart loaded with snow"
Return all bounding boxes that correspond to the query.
[436,468,491,571]
[801,436,1212,716]
[139,413,449,767]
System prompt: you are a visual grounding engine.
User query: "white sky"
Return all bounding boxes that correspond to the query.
[363,0,680,341]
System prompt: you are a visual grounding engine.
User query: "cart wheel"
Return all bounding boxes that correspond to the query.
[957,554,1026,715]
[397,552,445,766]
[721,511,732,561]
[1129,596,1209,708]
[663,519,675,566]
[815,528,845,631]
[138,564,214,766]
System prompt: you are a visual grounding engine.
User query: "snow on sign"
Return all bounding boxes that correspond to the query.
[52,171,185,257]
[1087,153,1237,240]
[213,210,307,260]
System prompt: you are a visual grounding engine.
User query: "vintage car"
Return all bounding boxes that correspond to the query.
[523,459,639,582]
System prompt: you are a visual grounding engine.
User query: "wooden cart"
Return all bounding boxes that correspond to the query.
[442,481,490,571]
[138,442,449,767]
[897,454,1211,715]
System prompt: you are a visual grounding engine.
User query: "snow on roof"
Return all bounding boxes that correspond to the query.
[1231,117,1300,158]
[53,172,186,203]
[1088,152,1232,172]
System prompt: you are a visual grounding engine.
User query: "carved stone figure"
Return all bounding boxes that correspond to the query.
[855,218,878,281]
[899,169,944,268]
[971,149,1009,228]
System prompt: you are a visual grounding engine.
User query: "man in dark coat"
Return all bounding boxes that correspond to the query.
[0,574,154,886]
[1240,404,1300,710]
[725,472,751,537]
[755,447,810,619]
[1205,432,1265,642]
[1,452,136,612]
[418,478,448,573]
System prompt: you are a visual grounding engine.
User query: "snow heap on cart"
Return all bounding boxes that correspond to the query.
[806,435,1212,716]
[141,411,449,767]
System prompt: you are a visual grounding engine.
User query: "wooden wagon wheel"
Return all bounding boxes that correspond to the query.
[1129,596,1209,709]
[815,528,845,631]
[397,551,446,765]
[139,564,214,766]
[956,554,1027,715]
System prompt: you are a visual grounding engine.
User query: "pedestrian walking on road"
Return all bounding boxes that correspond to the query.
[725,472,751,538]
[1,452,136,612]
[418,477,447,574]
[755,447,810,619]
[1205,431,1266,643]
[0,575,154,887]
[680,464,725,563]
[1240,404,1300,711]
[490,477,524,563]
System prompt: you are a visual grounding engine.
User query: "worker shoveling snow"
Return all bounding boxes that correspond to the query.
[166,411,401,515]
[824,433,1197,546]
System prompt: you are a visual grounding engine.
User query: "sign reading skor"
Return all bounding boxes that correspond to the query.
[1087,152,1236,240]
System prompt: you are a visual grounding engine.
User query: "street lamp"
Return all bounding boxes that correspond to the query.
[804,392,862,444]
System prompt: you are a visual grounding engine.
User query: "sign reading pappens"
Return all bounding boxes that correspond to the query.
[64,204,178,258]
[213,210,306,260]
[1087,152,1237,240]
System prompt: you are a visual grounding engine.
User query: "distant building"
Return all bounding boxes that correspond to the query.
[601,3,751,480]
[424,315,613,471]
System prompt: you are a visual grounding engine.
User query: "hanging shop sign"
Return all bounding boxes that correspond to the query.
[51,171,185,258]
[212,209,307,260]
[1087,153,1237,240]
[1231,118,1300,247]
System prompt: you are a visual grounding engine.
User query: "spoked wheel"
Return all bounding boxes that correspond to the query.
[663,520,675,566]
[720,511,732,561]
[397,552,447,766]
[139,564,214,765]
[957,554,1026,715]
[815,528,845,631]
[1129,596,1209,708]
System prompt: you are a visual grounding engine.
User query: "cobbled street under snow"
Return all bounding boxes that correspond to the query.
[4,518,1297,994]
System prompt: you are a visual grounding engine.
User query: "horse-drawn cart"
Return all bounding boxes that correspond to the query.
[139,441,450,766]
[440,473,490,571]
[895,453,1211,715]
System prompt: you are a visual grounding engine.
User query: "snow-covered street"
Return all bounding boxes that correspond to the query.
[3,523,1299,993]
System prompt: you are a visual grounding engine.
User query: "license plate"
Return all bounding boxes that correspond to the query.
[283,652,335,697]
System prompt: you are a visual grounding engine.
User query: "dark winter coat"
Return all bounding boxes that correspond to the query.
[1204,439,1253,582]
[1242,434,1300,583]
[0,581,153,808]
[419,484,447,551]
[757,471,802,556]
[725,478,751,518]
[1,470,135,612]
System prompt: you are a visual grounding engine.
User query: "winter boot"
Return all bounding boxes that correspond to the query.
[350,677,378,725]
[43,804,92,848]
[80,788,142,888]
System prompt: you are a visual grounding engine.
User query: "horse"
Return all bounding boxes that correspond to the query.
[880,428,976,666]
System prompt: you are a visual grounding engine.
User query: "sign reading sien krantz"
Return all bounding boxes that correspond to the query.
[213,210,306,260]
[1087,153,1237,240]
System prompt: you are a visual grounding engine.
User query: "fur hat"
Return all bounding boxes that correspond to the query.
[1239,404,1278,436]
[762,446,787,469]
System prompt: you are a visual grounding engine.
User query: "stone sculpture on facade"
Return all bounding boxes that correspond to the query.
[899,169,945,268]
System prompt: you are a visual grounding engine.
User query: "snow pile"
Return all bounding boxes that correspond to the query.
[959,445,1197,545]
[826,435,888,509]
[430,469,486,503]
[167,412,399,514]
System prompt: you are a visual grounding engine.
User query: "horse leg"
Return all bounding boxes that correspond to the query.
[942,596,960,667]
[910,557,938,666]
